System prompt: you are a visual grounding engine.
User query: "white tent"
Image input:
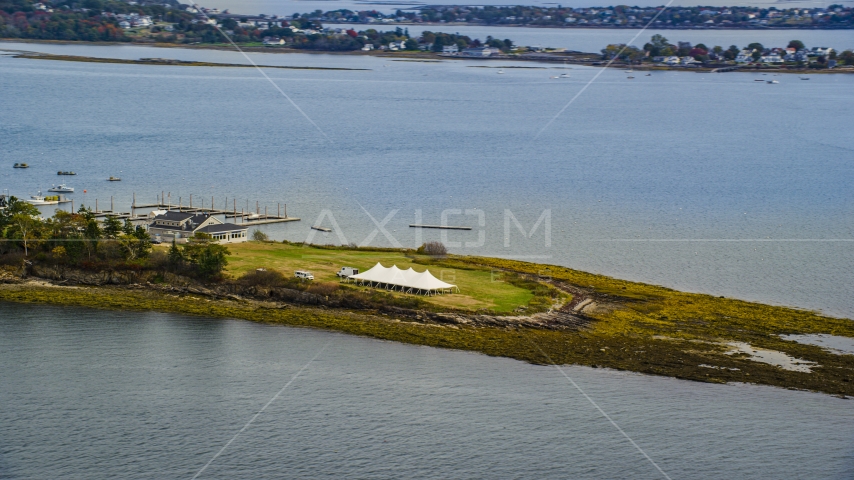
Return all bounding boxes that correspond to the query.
[346,263,459,295]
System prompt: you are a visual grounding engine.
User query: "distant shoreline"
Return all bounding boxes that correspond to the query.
[4,40,851,75]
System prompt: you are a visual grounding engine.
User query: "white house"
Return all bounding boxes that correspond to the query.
[664,56,680,65]
[461,46,496,57]
[442,44,458,53]
[263,36,284,45]
[735,49,754,63]
[361,44,374,51]
[148,211,248,244]
[119,20,131,29]
[760,54,784,63]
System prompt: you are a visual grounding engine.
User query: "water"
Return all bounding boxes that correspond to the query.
[1,42,853,318]
[1,303,852,478]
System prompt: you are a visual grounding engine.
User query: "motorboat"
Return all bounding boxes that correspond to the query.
[27,192,59,205]
[13,163,29,168]
[48,184,74,193]
[108,176,121,181]
[559,73,570,78]
[766,80,779,84]
[627,76,635,79]
[497,69,504,74]
[57,171,77,175]
[800,77,810,80]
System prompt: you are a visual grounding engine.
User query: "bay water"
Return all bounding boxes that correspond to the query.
[1,304,852,479]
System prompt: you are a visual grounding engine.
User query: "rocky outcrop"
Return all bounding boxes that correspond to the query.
[28,264,157,286]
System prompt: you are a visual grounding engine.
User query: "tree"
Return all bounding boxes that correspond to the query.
[102,216,122,239]
[787,40,805,51]
[251,229,269,242]
[167,240,184,268]
[839,50,854,65]
[183,234,230,279]
[747,42,764,61]
[116,225,152,261]
[645,34,669,57]
[724,45,739,60]
[9,213,42,256]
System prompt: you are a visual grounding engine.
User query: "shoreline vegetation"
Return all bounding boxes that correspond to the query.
[2,0,852,73]
[3,41,851,75]
[0,201,851,397]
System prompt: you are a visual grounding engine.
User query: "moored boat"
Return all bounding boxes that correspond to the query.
[13,163,29,168]
[57,171,77,175]
[108,176,121,181]
[48,184,74,193]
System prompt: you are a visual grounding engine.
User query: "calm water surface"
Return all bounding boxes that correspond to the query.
[1,43,853,318]
[1,303,852,479]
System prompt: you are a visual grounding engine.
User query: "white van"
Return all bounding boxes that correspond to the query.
[294,270,314,280]
[336,267,359,278]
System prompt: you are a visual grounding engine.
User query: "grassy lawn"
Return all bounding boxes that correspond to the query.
[224,242,536,313]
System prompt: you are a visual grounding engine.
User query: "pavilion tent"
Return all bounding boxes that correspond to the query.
[347,263,458,295]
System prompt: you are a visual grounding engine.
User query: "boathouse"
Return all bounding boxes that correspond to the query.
[148,211,248,244]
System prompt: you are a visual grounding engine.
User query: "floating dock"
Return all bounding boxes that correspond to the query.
[409,224,472,230]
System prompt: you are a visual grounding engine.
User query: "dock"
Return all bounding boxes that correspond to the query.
[409,224,472,230]
[66,194,300,226]
[311,226,332,232]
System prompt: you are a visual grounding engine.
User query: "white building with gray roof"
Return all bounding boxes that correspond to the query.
[148,211,248,244]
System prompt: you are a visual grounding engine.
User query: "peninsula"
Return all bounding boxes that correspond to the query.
[0,200,852,397]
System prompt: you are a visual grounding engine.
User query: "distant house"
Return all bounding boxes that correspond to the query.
[148,211,248,244]
[442,44,459,54]
[361,44,374,51]
[664,56,680,65]
[735,49,754,63]
[811,47,833,57]
[680,56,699,65]
[263,36,284,45]
[760,54,784,63]
[119,20,131,29]
[461,46,496,57]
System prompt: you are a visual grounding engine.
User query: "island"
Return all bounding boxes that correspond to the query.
[1,197,852,398]
[2,0,852,74]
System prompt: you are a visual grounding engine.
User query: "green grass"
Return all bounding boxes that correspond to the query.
[225,242,537,313]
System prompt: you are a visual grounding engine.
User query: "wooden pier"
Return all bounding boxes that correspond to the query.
[409,224,472,231]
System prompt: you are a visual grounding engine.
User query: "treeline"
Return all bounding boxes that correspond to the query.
[0,198,229,280]
[0,0,187,41]
[294,4,854,28]
[601,34,854,65]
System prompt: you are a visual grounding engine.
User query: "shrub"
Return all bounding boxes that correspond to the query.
[307,282,339,296]
[416,241,447,256]
[238,269,288,287]
[252,230,269,242]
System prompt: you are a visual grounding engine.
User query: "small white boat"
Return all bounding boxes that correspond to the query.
[766,80,779,84]
[559,73,570,78]
[48,184,74,193]
[645,73,651,76]
[27,192,58,205]
[497,69,504,74]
